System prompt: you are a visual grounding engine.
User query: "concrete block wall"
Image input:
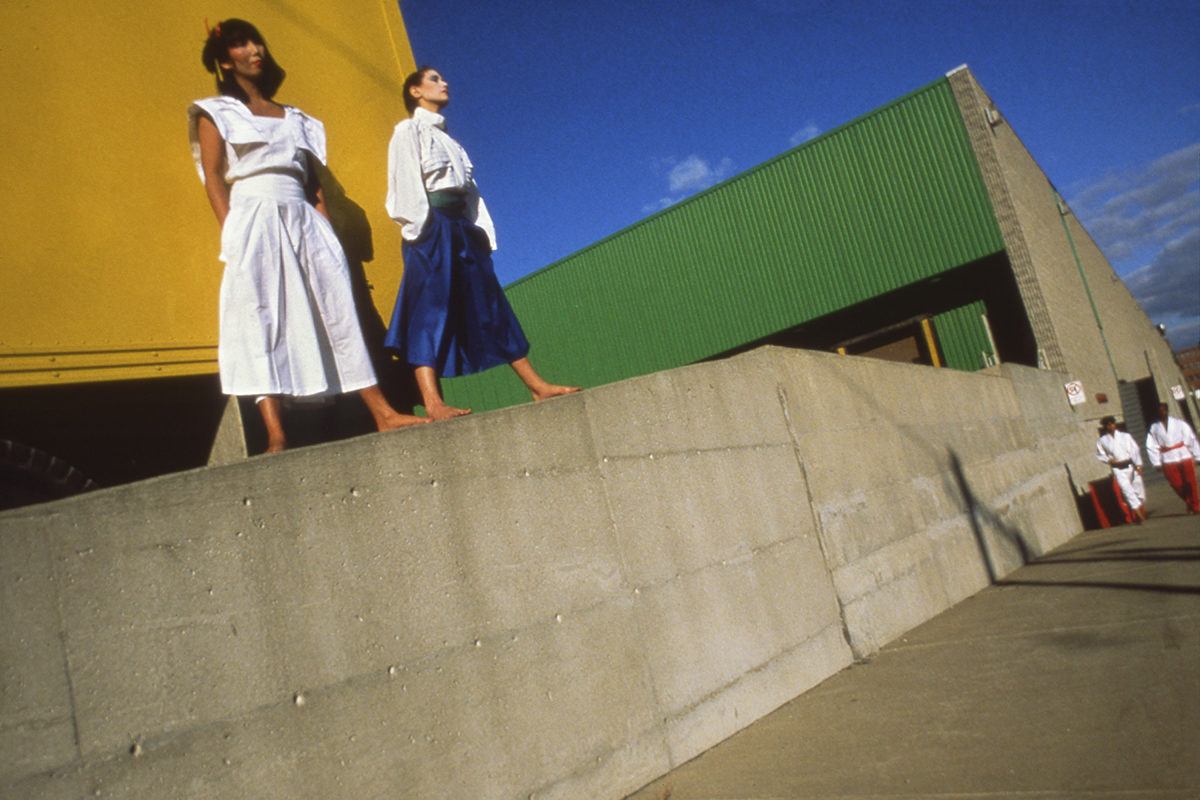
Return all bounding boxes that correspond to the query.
[948,66,1193,422]
[1059,208,1183,393]
[0,346,1102,799]
[947,66,1068,375]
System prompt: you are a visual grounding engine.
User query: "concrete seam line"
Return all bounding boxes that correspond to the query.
[774,380,857,659]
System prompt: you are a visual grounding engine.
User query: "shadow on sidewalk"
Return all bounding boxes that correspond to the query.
[950,448,1199,595]
[998,530,1200,595]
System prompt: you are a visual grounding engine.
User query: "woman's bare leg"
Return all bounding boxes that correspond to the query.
[413,366,471,420]
[358,384,430,430]
[257,396,288,454]
[509,357,580,401]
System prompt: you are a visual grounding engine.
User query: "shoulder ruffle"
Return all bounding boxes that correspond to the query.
[187,97,260,181]
[285,106,327,165]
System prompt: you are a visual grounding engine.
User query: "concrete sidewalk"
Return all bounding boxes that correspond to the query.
[625,480,1200,799]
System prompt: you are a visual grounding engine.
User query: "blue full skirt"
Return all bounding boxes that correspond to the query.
[384,208,530,378]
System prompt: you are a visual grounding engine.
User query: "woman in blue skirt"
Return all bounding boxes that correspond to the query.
[385,67,578,420]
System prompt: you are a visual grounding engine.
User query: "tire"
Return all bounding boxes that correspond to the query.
[0,439,99,511]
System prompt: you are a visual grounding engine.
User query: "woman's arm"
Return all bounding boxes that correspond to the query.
[196,114,230,226]
[385,120,430,241]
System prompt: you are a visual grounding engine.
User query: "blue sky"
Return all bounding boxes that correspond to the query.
[399,0,1199,348]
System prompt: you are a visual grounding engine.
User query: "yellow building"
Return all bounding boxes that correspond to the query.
[0,1,417,505]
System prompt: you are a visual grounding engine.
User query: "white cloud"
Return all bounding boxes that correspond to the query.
[1122,228,1200,315]
[1070,143,1200,259]
[1068,142,1200,347]
[641,197,676,214]
[789,123,821,147]
[667,154,735,193]
[644,154,736,212]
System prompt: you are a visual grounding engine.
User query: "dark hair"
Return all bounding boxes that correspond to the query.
[1100,416,1116,427]
[201,18,285,101]
[402,66,436,113]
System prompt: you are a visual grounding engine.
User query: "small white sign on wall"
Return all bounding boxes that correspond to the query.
[1171,384,1186,401]
[1065,380,1085,406]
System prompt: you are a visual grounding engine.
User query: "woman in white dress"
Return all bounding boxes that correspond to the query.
[190,19,425,452]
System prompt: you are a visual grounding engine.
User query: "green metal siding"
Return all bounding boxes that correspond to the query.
[933,300,995,371]
[444,76,1004,412]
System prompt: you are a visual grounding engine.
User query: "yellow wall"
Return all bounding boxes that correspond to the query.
[0,0,415,386]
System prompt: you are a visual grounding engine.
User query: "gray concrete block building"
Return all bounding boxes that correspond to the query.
[945,67,1193,432]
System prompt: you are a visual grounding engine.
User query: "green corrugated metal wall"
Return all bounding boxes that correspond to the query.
[443,76,1005,412]
[933,300,994,371]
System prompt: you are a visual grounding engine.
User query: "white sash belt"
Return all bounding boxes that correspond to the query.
[230,172,307,203]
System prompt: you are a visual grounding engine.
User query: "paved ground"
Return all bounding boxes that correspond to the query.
[625,480,1200,799]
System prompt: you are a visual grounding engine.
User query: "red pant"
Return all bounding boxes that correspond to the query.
[1162,459,1200,512]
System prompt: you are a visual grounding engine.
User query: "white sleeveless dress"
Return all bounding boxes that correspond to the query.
[188,96,376,397]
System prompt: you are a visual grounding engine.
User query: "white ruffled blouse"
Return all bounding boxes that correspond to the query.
[187,96,327,186]
[385,106,497,249]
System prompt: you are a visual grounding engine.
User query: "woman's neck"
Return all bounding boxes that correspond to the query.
[234,75,266,103]
[234,76,281,115]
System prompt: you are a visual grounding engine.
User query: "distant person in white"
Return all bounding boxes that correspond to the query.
[1095,416,1145,524]
[1145,402,1200,514]
[189,19,425,452]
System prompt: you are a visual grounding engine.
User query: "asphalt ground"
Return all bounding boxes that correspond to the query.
[625,479,1200,800]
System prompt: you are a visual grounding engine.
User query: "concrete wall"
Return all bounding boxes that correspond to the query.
[0,347,1103,800]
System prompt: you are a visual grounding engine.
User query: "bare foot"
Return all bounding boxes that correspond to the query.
[424,403,472,421]
[531,383,580,402]
[264,437,288,454]
[377,412,431,431]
